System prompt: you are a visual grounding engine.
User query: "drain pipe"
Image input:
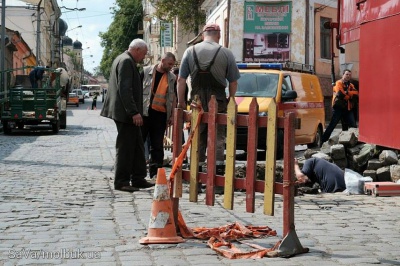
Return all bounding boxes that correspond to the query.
[325,0,345,85]
[227,0,231,48]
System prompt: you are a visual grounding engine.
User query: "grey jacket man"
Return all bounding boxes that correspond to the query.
[101,51,143,123]
[142,65,176,121]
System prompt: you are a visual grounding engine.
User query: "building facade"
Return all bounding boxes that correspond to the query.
[1,1,61,68]
[201,0,348,120]
[141,0,197,66]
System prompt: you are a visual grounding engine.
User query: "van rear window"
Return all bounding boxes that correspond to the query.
[236,73,279,97]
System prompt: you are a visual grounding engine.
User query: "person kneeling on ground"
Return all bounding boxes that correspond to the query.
[294,158,346,193]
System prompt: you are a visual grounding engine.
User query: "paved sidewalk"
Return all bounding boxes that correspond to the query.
[0,103,399,266]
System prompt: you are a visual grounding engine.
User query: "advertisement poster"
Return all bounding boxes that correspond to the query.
[243,2,292,62]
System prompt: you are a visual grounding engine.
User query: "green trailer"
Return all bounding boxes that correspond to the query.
[0,67,67,134]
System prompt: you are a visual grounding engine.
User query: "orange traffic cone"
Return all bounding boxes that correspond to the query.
[139,168,184,244]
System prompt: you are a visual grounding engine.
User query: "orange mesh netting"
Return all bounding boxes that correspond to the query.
[207,237,280,259]
[177,209,280,259]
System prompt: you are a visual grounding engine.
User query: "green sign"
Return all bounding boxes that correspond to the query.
[161,22,173,47]
[244,2,292,34]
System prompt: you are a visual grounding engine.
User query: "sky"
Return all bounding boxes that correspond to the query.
[7,0,115,73]
[57,0,115,73]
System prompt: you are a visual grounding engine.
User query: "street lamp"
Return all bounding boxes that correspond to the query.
[66,25,82,34]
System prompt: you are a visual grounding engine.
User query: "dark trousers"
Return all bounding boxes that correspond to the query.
[322,107,357,143]
[114,120,147,188]
[142,108,167,177]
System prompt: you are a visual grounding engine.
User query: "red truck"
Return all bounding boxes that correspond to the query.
[328,0,400,150]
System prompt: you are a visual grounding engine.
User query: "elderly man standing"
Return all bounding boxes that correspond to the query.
[101,39,154,192]
[141,52,177,178]
[176,23,240,168]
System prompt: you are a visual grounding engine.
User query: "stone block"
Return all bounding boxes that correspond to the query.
[390,164,400,182]
[353,144,374,167]
[348,157,367,173]
[363,170,377,182]
[348,127,359,137]
[333,158,347,169]
[379,150,398,166]
[346,143,364,156]
[304,149,318,159]
[376,166,391,182]
[331,144,346,160]
[338,130,358,147]
[367,159,383,170]
[320,142,331,155]
[327,133,340,146]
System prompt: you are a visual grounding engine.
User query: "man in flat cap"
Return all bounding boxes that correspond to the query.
[177,23,240,180]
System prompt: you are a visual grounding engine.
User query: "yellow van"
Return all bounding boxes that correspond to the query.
[235,62,325,158]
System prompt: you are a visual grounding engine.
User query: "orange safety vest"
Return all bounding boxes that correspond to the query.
[151,72,168,112]
[332,80,358,110]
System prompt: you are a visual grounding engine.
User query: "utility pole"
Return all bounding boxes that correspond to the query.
[1,0,6,94]
[80,58,83,86]
[36,0,43,66]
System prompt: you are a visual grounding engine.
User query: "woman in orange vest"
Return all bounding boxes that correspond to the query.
[321,69,359,144]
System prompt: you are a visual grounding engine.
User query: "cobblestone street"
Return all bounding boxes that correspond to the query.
[1,100,399,266]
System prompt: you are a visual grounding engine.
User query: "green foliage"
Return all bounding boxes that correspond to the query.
[99,0,143,79]
[150,0,206,35]
[92,66,103,76]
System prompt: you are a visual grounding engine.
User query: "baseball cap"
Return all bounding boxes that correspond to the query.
[202,23,221,32]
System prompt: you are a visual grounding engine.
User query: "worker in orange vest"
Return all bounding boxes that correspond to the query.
[141,52,177,178]
[322,69,359,144]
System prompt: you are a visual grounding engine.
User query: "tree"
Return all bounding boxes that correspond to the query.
[92,66,103,77]
[150,0,206,35]
[99,0,143,79]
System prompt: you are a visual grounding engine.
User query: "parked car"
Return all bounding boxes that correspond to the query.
[71,89,85,103]
[82,90,90,98]
[67,93,79,107]
[234,62,325,158]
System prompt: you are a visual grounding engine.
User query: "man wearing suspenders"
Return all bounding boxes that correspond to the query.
[177,23,240,171]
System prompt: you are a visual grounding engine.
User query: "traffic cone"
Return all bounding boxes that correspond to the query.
[139,168,184,244]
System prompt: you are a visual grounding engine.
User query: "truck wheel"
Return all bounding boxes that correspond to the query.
[60,111,67,129]
[52,121,60,133]
[307,126,323,148]
[2,122,12,135]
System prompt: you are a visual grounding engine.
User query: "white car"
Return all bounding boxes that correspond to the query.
[71,89,85,103]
